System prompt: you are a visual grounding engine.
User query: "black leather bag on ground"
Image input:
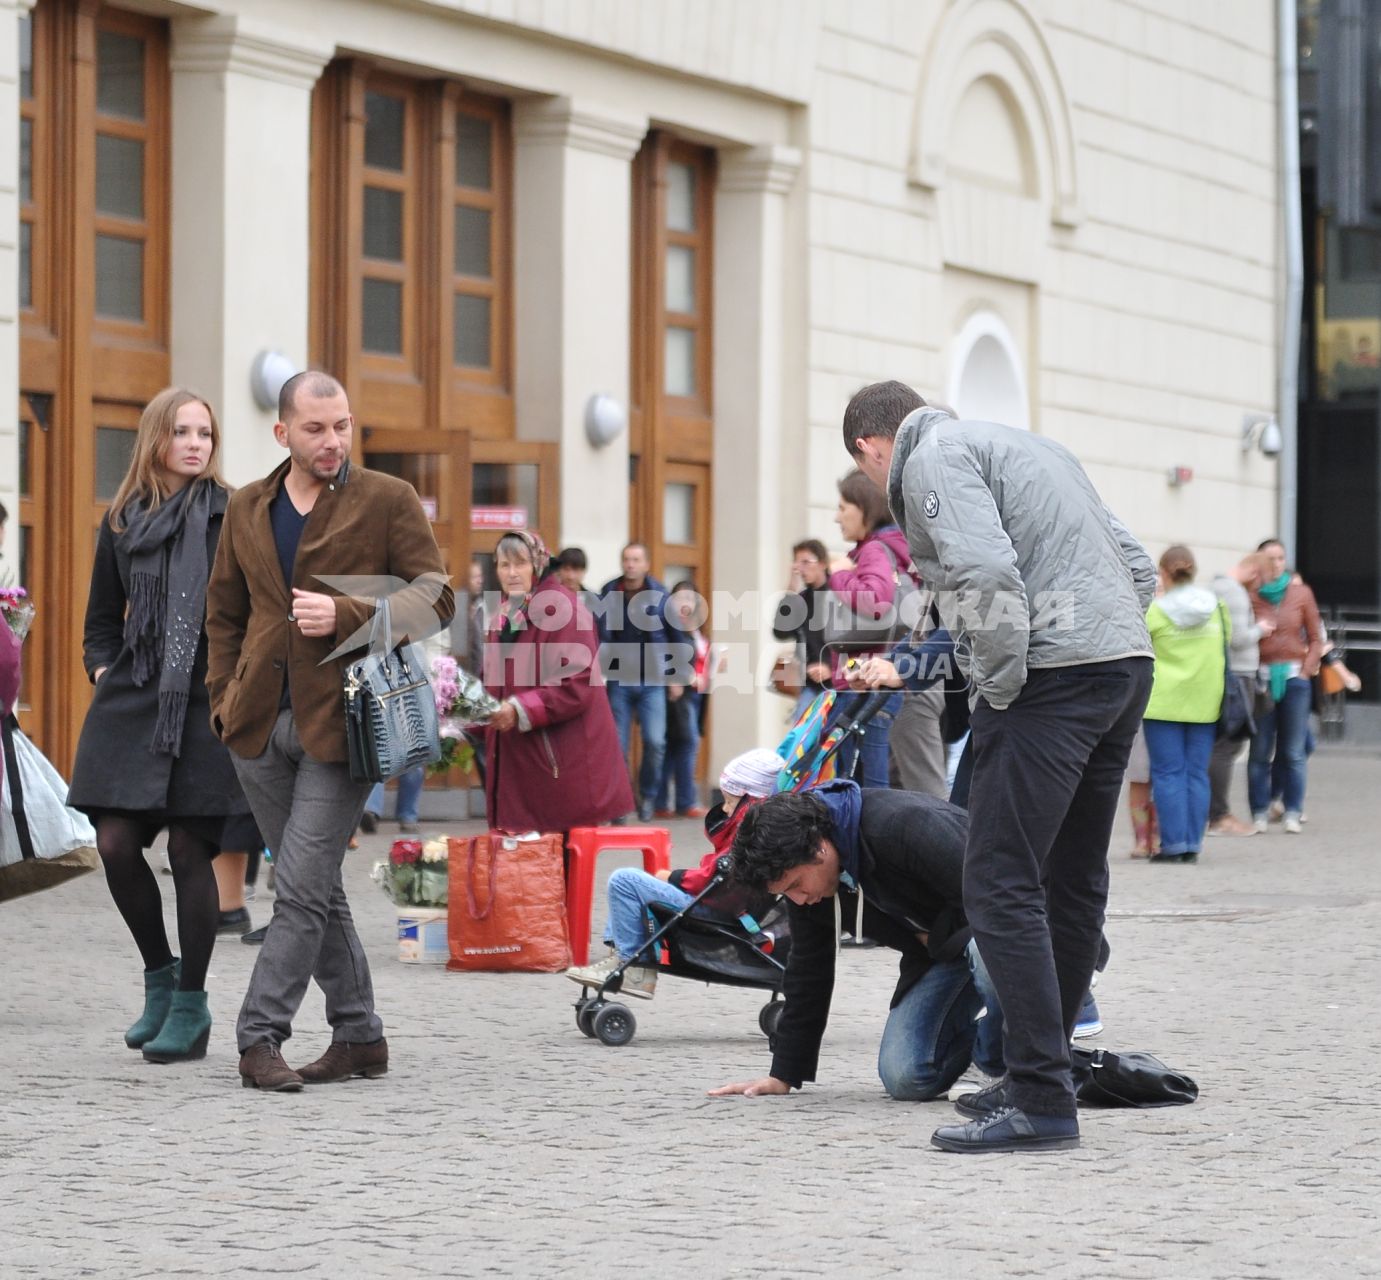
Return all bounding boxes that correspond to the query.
[343,598,441,783]
[1073,1046,1199,1108]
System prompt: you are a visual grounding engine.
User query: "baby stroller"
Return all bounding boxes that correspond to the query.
[572,856,791,1047]
[571,690,893,1047]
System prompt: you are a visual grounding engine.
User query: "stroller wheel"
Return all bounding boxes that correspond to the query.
[758,1000,784,1039]
[592,1002,637,1047]
[574,997,598,1038]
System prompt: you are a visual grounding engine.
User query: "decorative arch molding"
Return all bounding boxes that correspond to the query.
[910,0,1081,228]
[946,308,1031,431]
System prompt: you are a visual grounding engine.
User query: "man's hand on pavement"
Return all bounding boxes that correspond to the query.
[707,1077,794,1098]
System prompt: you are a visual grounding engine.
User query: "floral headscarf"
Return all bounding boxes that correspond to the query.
[496,529,550,583]
[494,530,551,640]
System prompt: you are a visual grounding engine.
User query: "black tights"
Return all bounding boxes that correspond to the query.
[97,816,219,992]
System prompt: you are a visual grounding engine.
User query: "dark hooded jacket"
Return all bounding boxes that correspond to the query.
[768,780,971,1089]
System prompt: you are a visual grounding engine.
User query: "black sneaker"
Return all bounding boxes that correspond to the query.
[240,924,269,946]
[217,907,252,936]
[359,812,379,835]
[931,1105,1079,1153]
[954,1077,1008,1120]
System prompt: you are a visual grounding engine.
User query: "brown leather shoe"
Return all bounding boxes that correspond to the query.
[297,1037,389,1084]
[239,1042,304,1092]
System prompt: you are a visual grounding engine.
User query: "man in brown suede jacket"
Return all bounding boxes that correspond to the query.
[206,371,453,1091]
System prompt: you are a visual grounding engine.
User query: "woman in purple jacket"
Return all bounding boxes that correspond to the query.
[824,470,909,788]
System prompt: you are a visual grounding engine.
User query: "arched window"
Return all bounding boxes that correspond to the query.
[947,310,1030,430]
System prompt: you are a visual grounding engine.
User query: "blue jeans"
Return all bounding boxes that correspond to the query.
[365,765,424,825]
[656,689,700,812]
[876,940,1004,1100]
[832,690,902,789]
[608,684,667,807]
[1253,677,1311,815]
[602,867,694,963]
[1143,719,1216,855]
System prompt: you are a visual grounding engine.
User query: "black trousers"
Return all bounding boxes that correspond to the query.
[964,657,1153,1117]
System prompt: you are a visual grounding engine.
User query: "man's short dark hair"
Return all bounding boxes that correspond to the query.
[555,546,587,571]
[278,370,346,424]
[792,538,828,562]
[842,381,926,457]
[1257,537,1284,552]
[731,792,834,891]
[0,500,8,526]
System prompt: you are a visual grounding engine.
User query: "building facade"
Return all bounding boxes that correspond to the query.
[0,0,1282,774]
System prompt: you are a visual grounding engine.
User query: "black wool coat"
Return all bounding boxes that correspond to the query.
[68,483,250,818]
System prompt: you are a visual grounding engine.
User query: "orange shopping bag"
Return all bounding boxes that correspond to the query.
[446,832,571,972]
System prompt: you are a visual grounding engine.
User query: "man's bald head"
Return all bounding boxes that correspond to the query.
[279,371,347,425]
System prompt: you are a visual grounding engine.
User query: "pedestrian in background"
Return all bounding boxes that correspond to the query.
[656,579,712,819]
[1249,539,1323,834]
[1207,551,1273,836]
[597,543,671,821]
[825,470,910,788]
[69,387,252,1064]
[772,538,832,721]
[1142,545,1227,864]
[482,530,632,833]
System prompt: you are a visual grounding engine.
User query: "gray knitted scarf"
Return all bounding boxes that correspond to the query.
[117,480,214,757]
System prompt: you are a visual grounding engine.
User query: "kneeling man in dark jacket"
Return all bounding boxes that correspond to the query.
[709,780,1002,1106]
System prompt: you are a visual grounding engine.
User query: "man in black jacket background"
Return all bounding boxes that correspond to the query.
[709,781,1002,1107]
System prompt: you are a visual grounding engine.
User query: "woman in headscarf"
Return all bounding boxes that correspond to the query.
[481,530,633,832]
[69,387,255,1063]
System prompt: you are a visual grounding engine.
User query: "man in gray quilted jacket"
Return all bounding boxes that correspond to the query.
[843,380,1155,1154]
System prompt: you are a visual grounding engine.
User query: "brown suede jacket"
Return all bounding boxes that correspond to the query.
[205,459,454,763]
[1251,579,1324,676]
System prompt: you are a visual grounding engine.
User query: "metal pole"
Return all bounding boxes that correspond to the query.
[1278,0,1303,557]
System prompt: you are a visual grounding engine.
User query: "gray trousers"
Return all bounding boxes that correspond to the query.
[1208,674,1254,822]
[232,710,380,1052]
[887,687,949,798]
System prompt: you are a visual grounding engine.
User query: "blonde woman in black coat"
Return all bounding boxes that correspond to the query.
[69,388,252,1064]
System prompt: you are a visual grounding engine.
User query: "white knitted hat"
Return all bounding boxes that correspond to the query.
[719,748,787,799]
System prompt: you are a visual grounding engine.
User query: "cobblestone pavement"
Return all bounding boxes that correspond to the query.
[3,749,1380,1279]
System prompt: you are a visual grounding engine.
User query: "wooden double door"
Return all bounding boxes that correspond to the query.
[18,2,171,769]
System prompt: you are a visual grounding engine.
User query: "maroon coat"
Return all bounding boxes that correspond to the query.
[483,581,633,832]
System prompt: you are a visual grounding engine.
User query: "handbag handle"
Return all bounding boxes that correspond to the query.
[365,595,395,658]
[466,835,499,922]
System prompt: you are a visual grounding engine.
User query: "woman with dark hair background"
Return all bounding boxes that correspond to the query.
[823,470,912,789]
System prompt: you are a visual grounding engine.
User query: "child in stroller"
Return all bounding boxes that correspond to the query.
[564,747,787,999]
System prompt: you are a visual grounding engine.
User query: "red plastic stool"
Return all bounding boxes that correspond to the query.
[564,826,673,966]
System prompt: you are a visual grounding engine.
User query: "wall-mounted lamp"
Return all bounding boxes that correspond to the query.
[585,393,627,448]
[1242,412,1283,457]
[250,350,299,413]
[1167,466,1194,488]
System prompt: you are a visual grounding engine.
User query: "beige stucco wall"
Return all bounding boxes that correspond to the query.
[0,0,1283,774]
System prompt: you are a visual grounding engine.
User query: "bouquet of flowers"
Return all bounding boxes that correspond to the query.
[372,837,449,907]
[0,587,35,642]
[429,653,502,774]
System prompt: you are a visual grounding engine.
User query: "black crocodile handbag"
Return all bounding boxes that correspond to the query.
[344,598,441,783]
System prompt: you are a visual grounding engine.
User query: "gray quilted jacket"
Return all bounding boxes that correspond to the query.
[886,408,1155,710]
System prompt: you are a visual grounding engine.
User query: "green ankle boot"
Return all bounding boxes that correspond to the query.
[125,959,180,1049]
[142,990,212,1063]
